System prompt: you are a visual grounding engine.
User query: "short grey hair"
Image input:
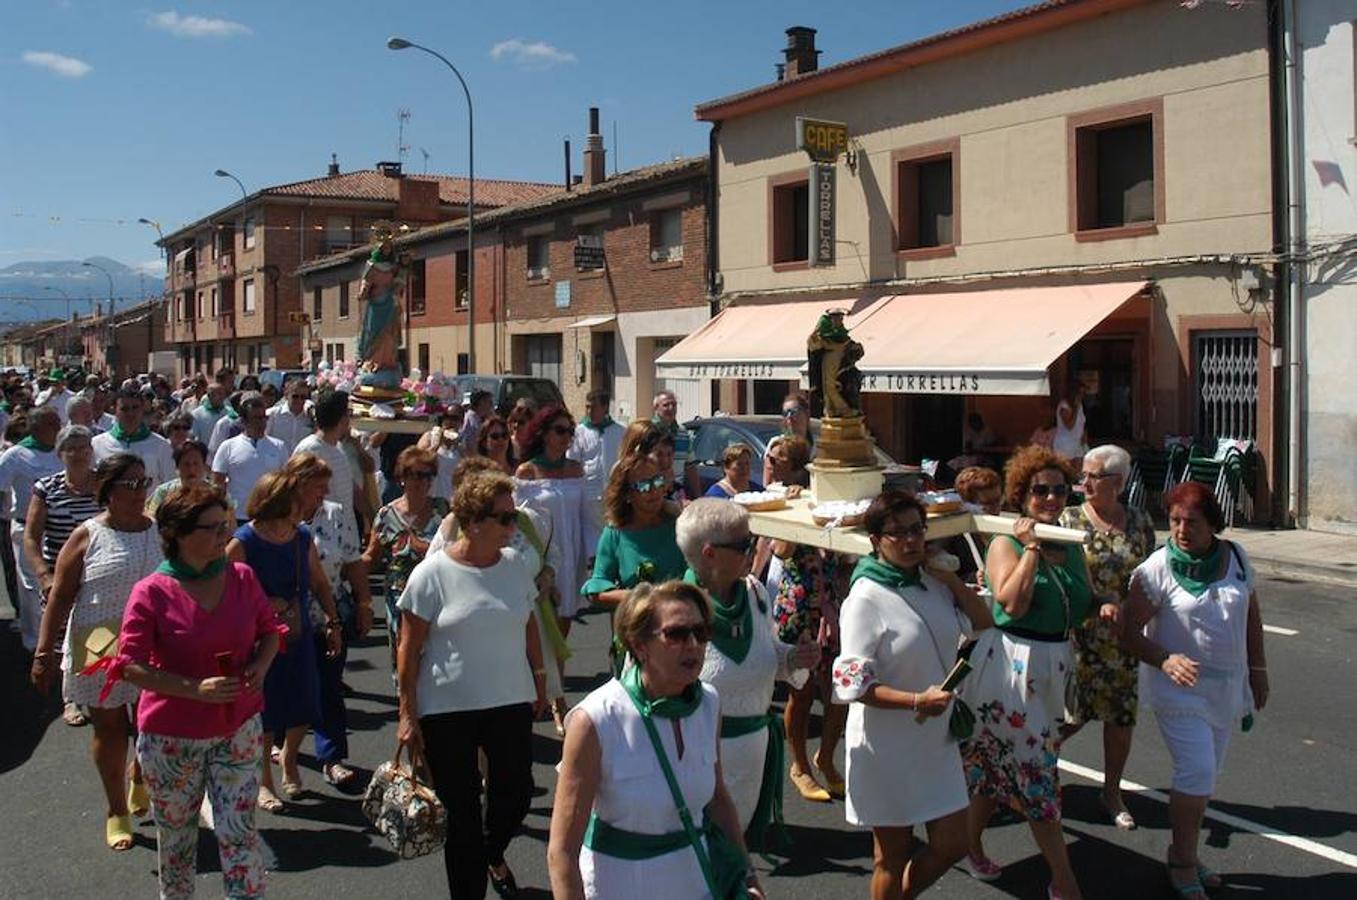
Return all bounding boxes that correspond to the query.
[653,389,676,407]
[30,406,60,428]
[66,395,93,416]
[675,498,749,567]
[1084,444,1132,480]
[238,391,267,415]
[55,423,92,451]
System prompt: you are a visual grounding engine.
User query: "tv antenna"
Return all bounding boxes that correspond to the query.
[419,147,430,174]
[397,108,411,163]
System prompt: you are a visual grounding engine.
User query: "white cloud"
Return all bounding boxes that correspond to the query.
[147,11,251,38]
[135,260,167,276]
[489,38,576,69]
[21,50,92,78]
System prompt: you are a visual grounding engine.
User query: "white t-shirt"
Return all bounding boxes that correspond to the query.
[294,434,357,529]
[212,433,289,517]
[1052,399,1087,460]
[36,388,69,424]
[91,429,175,487]
[267,406,314,455]
[397,547,537,716]
[0,443,61,521]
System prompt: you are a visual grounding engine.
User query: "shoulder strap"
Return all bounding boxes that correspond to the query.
[625,690,722,898]
[1040,556,1074,639]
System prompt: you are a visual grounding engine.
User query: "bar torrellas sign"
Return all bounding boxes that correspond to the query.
[796,117,849,162]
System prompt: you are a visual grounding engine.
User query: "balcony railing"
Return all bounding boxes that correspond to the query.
[217,253,234,279]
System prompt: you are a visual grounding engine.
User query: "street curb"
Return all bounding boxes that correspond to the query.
[1248,556,1357,589]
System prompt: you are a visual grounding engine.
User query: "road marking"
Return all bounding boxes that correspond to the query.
[1058,759,1357,869]
[1263,624,1298,636]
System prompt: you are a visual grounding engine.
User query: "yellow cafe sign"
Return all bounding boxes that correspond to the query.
[796,117,848,163]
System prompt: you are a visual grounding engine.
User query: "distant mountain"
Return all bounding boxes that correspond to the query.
[0,257,166,321]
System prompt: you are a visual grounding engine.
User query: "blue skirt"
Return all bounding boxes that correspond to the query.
[262,627,322,734]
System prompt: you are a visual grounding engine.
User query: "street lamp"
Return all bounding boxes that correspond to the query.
[214,169,248,200]
[81,260,114,317]
[138,217,165,259]
[387,36,477,373]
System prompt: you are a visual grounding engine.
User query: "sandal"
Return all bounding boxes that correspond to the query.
[62,702,88,727]
[813,749,845,798]
[280,777,304,800]
[488,863,520,898]
[257,786,285,812]
[127,778,150,818]
[1196,863,1223,890]
[323,763,356,787]
[1166,858,1207,897]
[105,814,134,852]
[788,765,831,803]
[1099,791,1137,830]
[962,852,1002,882]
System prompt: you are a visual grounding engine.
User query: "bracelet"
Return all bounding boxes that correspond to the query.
[908,692,917,711]
[32,649,54,659]
[1250,665,1268,672]
[532,668,547,676]
[1023,543,1041,552]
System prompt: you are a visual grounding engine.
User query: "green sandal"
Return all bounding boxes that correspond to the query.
[1166,859,1206,897]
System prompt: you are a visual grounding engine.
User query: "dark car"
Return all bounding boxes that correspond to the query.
[682,415,914,493]
[257,368,312,395]
[450,375,564,416]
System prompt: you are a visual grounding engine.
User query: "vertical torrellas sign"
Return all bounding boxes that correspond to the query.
[810,162,835,267]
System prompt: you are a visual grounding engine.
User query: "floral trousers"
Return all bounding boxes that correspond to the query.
[136,715,266,899]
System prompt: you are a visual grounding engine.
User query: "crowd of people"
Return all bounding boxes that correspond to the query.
[3,366,1271,900]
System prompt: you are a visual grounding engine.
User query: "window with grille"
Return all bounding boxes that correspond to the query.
[1193,330,1258,440]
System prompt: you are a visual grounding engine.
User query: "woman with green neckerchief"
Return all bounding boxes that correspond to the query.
[832,491,993,900]
[959,445,1093,899]
[1122,481,1268,898]
[516,405,589,720]
[549,580,763,900]
[676,498,817,853]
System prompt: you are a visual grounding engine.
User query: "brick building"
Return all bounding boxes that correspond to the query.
[79,300,168,380]
[159,160,556,380]
[299,129,711,421]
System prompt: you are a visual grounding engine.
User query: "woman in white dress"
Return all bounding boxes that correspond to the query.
[28,453,164,852]
[516,405,590,726]
[1122,481,1268,897]
[832,491,993,900]
[676,499,817,843]
[549,580,763,900]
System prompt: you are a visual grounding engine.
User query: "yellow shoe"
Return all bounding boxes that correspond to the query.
[789,765,832,803]
[105,814,134,852]
[128,779,150,818]
[814,751,845,798]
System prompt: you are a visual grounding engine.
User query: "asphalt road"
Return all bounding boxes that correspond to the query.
[1,573,1354,899]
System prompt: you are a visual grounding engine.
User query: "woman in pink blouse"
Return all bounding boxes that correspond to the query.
[112,482,281,899]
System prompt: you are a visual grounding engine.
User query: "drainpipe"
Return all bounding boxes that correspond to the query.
[1280,0,1304,525]
[705,122,721,415]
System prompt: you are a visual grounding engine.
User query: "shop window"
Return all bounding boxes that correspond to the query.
[650,208,684,263]
[895,146,958,252]
[243,279,256,314]
[455,250,469,308]
[312,287,323,322]
[770,178,809,265]
[410,259,427,315]
[527,236,550,280]
[339,281,350,319]
[1071,101,1161,236]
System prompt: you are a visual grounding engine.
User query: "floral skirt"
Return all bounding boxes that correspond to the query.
[958,629,1072,822]
[1069,617,1139,727]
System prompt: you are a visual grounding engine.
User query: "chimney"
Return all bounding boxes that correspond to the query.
[583,107,606,187]
[783,26,819,78]
[376,160,403,178]
[328,153,340,177]
[775,63,786,82]
[564,138,572,191]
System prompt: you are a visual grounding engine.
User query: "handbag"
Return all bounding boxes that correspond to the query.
[274,539,304,645]
[1042,556,1080,719]
[72,623,118,671]
[361,743,447,859]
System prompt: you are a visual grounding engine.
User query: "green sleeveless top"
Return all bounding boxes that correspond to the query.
[985,535,1093,635]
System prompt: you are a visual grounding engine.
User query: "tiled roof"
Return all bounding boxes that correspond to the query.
[263,171,559,208]
[695,0,1149,120]
[295,156,706,276]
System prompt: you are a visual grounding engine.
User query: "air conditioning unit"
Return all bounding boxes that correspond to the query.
[527,266,549,280]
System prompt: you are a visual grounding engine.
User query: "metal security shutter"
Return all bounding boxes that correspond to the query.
[524,334,563,388]
[1193,330,1258,441]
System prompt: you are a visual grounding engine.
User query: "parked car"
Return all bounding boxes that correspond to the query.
[682,415,916,493]
[257,368,313,395]
[450,374,564,416]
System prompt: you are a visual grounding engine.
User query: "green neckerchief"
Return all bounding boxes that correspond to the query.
[1165,538,1222,596]
[225,406,239,420]
[200,398,224,415]
[156,556,227,581]
[850,554,923,590]
[583,415,616,433]
[0,401,11,414]
[109,421,151,443]
[651,415,679,435]
[530,454,569,471]
[683,568,753,664]
[620,658,702,720]
[18,435,54,452]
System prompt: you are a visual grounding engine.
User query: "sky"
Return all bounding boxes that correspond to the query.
[1,0,1034,279]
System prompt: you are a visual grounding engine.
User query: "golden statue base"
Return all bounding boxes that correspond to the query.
[808,415,884,501]
[352,385,407,404]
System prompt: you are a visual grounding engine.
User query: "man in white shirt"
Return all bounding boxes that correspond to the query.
[190,371,234,444]
[90,382,116,432]
[213,392,289,523]
[92,387,175,487]
[460,389,494,459]
[267,379,315,455]
[35,370,73,425]
[569,389,626,552]
[294,389,359,534]
[207,392,245,457]
[0,406,61,649]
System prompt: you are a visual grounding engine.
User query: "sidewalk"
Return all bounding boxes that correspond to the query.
[1156,526,1357,588]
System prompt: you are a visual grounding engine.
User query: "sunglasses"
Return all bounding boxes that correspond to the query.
[480,510,518,527]
[169,424,190,432]
[486,431,509,441]
[116,477,155,492]
[882,522,928,540]
[781,408,802,418]
[629,474,667,494]
[405,470,437,481]
[654,624,711,645]
[190,520,233,536]
[550,424,576,438]
[710,535,754,555]
[1030,483,1071,499]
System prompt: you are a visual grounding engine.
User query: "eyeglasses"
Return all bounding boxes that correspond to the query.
[629,474,667,494]
[781,408,802,419]
[1081,470,1115,483]
[486,431,509,441]
[1030,483,1071,500]
[115,477,155,492]
[710,535,754,555]
[190,520,233,536]
[882,522,928,540]
[480,510,518,527]
[654,624,711,645]
[406,470,437,481]
[550,424,576,438]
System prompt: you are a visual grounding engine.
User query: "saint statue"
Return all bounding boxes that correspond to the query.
[807,308,864,419]
[356,226,407,391]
